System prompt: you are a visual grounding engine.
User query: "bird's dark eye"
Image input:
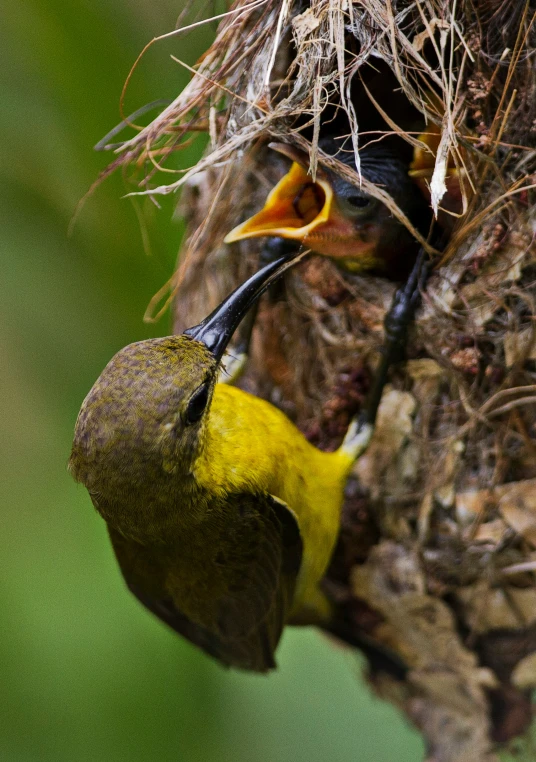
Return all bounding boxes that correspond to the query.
[347,195,372,208]
[339,194,378,219]
[185,384,210,425]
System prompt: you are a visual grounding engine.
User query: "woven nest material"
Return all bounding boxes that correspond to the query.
[106,1,536,759]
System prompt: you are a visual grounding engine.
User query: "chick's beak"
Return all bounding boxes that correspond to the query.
[225,162,335,243]
[224,162,381,264]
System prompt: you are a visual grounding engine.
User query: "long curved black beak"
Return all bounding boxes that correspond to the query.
[183,253,300,361]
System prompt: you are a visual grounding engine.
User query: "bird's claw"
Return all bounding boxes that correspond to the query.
[383,247,428,350]
[354,247,431,432]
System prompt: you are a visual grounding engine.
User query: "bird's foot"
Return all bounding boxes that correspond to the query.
[339,248,430,461]
[340,416,374,461]
[382,247,428,362]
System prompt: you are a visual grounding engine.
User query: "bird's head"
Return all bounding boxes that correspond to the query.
[225,140,428,276]
[69,253,298,540]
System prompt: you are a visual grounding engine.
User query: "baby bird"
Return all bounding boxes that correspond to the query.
[225,138,430,278]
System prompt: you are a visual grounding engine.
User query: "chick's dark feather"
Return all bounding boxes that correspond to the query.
[320,137,429,232]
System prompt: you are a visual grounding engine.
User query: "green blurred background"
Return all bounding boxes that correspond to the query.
[1,2,423,760]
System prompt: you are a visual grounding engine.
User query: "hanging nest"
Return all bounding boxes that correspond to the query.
[107,1,536,759]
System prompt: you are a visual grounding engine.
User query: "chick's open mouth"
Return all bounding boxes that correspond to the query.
[224,162,332,242]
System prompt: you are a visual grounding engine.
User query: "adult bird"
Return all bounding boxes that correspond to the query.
[70,253,384,672]
[69,243,427,672]
[225,138,430,278]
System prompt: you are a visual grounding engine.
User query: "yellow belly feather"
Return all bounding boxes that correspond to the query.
[194,384,354,620]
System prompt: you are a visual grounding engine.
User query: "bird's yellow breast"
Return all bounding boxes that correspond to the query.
[194,384,354,619]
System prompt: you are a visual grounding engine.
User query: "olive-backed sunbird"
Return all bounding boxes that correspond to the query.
[69,253,387,672]
[225,138,430,277]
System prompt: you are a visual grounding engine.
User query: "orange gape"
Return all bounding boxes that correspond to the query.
[225,140,430,276]
[409,122,474,228]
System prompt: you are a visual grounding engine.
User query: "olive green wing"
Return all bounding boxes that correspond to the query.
[108,492,303,672]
